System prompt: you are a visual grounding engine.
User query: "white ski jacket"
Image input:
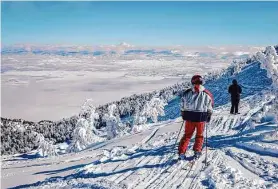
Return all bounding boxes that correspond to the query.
[180,85,214,122]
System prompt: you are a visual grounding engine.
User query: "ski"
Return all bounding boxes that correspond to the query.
[164,157,185,173]
[182,157,199,170]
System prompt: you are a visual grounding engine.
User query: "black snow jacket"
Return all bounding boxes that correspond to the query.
[228,80,242,102]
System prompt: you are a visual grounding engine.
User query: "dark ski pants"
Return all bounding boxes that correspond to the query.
[178,121,205,155]
[230,100,239,114]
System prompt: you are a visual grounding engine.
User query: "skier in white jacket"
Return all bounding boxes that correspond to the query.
[178,75,214,160]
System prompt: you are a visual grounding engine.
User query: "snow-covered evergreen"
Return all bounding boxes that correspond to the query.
[36,133,57,157]
[79,99,101,135]
[68,100,103,152]
[255,46,278,113]
[68,118,90,152]
[141,97,168,123]
[103,104,127,139]
[133,108,148,126]
[255,46,278,139]
[131,97,167,133]
[256,46,278,87]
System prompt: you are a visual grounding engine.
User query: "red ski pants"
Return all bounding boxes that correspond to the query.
[178,121,205,154]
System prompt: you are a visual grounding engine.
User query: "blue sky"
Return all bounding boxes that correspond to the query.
[2,1,278,46]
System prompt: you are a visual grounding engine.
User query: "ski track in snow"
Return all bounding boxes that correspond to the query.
[2,63,278,189]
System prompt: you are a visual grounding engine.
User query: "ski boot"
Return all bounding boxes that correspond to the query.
[178,154,186,161]
[193,151,202,160]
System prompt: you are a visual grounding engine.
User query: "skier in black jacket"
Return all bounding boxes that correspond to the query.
[228,79,242,114]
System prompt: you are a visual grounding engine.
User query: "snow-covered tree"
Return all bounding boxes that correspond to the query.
[103,104,126,139]
[133,106,147,126]
[255,46,278,137]
[68,118,96,152]
[124,102,132,117]
[256,46,278,87]
[131,97,167,133]
[118,104,126,115]
[79,99,99,128]
[36,133,57,157]
[161,90,174,102]
[68,100,103,152]
[142,97,168,123]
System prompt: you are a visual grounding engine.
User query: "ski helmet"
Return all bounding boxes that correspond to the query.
[191,75,203,85]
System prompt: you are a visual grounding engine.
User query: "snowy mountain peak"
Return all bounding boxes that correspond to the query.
[118,42,134,48]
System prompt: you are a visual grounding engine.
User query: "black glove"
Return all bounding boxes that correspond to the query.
[207,111,212,122]
[181,111,186,121]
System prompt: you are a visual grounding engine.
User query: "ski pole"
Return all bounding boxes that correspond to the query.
[173,120,184,152]
[162,120,184,169]
[205,122,208,166]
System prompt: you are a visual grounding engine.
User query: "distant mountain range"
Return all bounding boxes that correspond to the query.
[1,43,261,58]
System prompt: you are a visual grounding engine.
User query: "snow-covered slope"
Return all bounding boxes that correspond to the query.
[2,97,277,188]
[2,54,278,189]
